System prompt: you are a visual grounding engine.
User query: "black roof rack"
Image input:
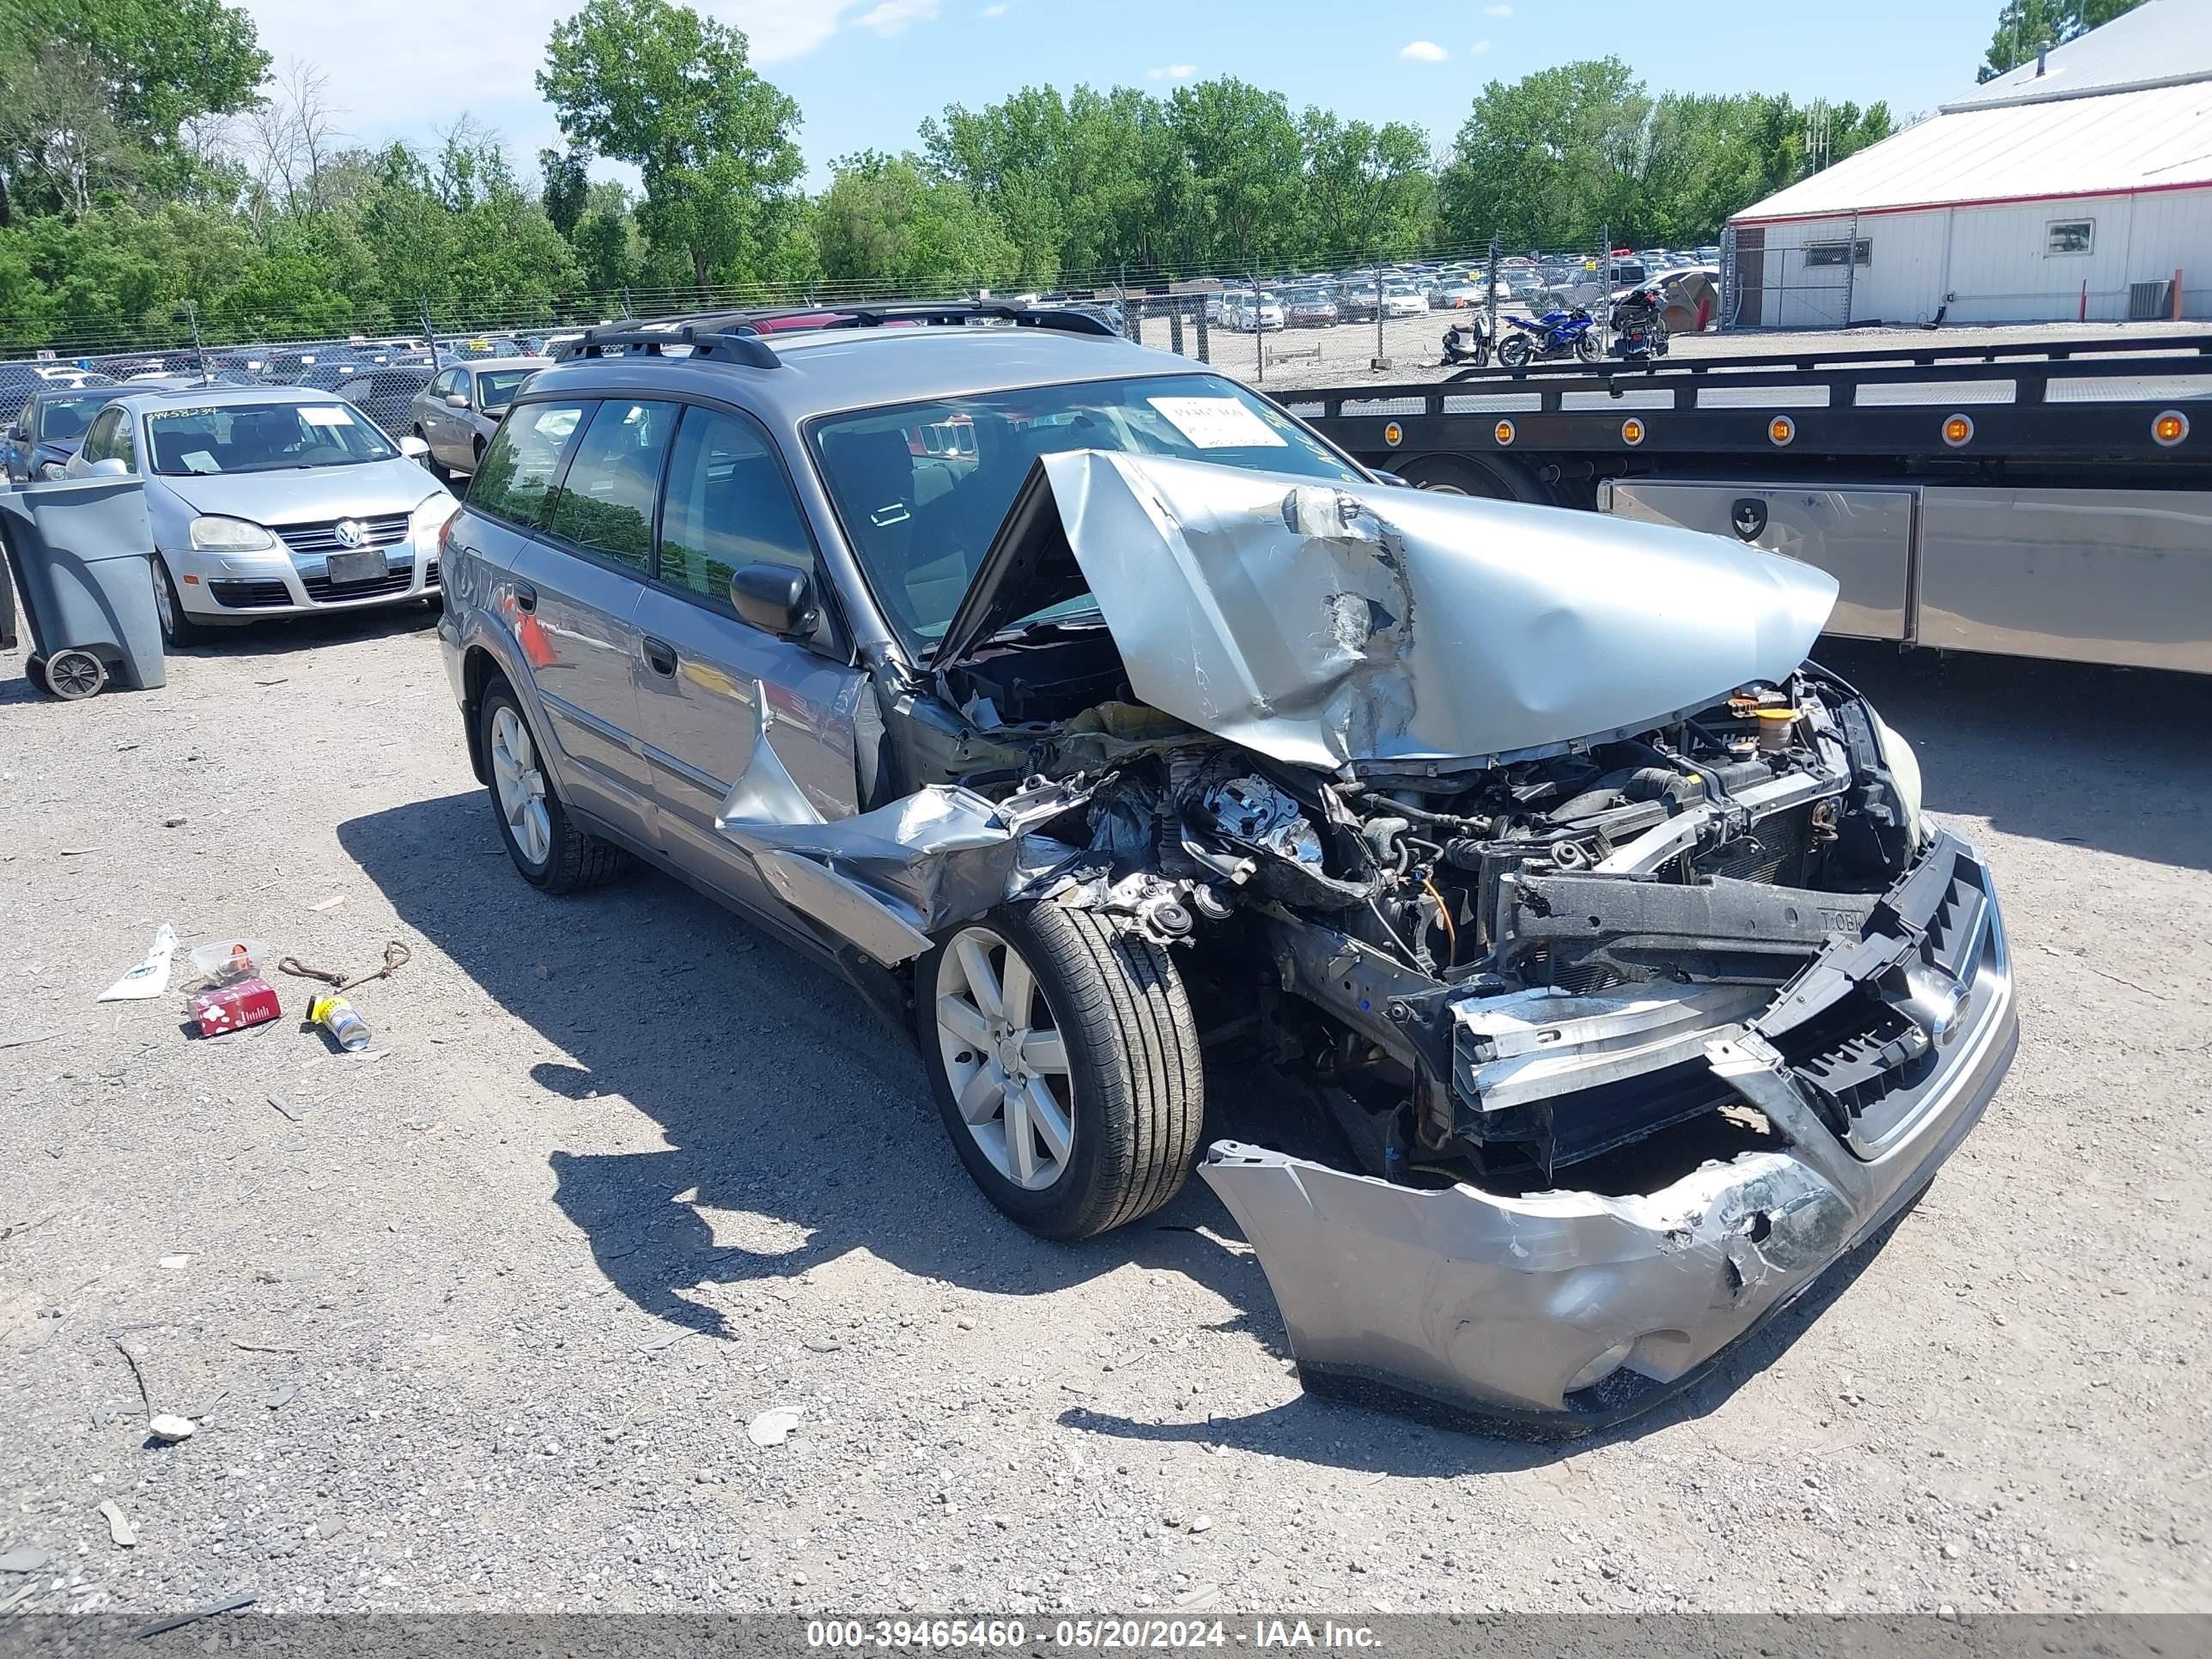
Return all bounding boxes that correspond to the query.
[604,301,1121,343]
[550,323,781,369]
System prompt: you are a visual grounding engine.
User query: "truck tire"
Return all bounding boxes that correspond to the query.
[921,902,1204,1240]
[1394,453,1547,505]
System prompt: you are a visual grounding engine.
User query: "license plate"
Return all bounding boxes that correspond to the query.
[325,550,386,586]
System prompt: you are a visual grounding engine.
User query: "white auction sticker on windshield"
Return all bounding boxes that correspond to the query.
[299,405,355,427]
[180,451,218,474]
[1146,396,1286,449]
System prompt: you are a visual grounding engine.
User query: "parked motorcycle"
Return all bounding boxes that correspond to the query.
[1497,307,1599,368]
[1439,315,1492,368]
[1609,288,1670,361]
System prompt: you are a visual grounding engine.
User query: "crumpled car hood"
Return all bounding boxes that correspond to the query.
[1028,449,1839,771]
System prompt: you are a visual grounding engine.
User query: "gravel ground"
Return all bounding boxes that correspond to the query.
[1131,313,2212,391]
[2,605,2208,1621]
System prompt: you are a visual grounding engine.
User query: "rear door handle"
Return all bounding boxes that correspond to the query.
[642,635,678,678]
[511,580,536,612]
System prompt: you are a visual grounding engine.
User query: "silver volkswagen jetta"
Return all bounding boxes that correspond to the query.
[436,307,2015,1431]
[64,384,459,645]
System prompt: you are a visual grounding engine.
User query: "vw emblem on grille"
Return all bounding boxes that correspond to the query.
[333,518,369,550]
[1730,497,1768,542]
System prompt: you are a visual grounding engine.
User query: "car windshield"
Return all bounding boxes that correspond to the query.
[811,371,1364,647]
[33,392,115,443]
[145,401,399,476]
[476,369,535,411]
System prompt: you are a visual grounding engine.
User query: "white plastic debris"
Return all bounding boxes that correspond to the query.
[97,925,177,1003]
[146,1415,196,1444]
[745,1406,804,1447]
[96,1500,136,1547]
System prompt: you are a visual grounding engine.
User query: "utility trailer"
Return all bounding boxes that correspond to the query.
[1285,333,2212,674]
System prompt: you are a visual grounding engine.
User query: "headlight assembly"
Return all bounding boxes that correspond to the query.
[188,514,276,552]
[1872,712,1926,851]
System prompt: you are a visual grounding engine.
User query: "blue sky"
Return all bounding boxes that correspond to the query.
[250,0,2002,189]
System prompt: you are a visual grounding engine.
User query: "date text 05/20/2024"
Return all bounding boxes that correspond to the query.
[806,1620,1383,1650]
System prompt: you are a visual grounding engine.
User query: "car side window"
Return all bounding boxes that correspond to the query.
[430,369,460,400]
[657,405,817,611]
[469,399,589,531]
[544,399,678,574]
[111,414,137,474]
[78,410,114,465]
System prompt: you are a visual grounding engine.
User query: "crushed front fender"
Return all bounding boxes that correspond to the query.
[1200,831,2018,1434]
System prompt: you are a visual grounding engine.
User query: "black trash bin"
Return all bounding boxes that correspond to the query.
[0,476,164,700]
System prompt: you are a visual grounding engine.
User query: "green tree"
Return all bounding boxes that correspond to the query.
[538,0,805,289]
[814,151,1018,293]
[1439,58,1650,250]
[1978,0,2145,80]
[1298,111,1434,263]
[539,148,591,238]
[1166,77,1305,271]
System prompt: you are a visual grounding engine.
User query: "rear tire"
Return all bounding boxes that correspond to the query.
[919,902,1204,1240]
[1498,334,1531,368]
[478,677,626,894]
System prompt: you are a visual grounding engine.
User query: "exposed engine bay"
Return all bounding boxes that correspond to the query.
[709,449,2013,1425]
[925,644,1925,1193]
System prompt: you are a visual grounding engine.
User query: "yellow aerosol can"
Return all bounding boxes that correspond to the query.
[308,994,373,1053]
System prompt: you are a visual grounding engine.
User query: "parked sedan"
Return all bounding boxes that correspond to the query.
[1220,290,1285,331]
[410,357,550,480]
[1379,282,1428,319]
[62,385,456,646]
[3,385,122,481]
[1282,287,1339,327]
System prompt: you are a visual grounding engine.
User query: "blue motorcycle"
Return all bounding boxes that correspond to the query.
[1496,307,1601,368]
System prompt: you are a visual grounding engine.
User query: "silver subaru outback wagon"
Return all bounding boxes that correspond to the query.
[437,305,2014,1430]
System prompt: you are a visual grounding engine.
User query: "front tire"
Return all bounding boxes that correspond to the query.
[151,556,204,647]
[920,904,1204,1240]
[1575,332,1602,362]
[478,678,625,893]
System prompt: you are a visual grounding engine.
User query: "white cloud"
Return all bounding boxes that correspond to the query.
[1146,64,1197,82]
[1399,40,1449,62]
[719,1,862,64]
[1470,38,1492,52]
[851,0,940,35]
[980,1,1010,13]
[1484,3,1514,16]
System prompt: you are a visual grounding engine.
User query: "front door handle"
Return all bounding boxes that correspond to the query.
[641,635,678,678]
[511,580,536,612]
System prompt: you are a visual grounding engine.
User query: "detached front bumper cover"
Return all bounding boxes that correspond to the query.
[1200,830,2017,1433]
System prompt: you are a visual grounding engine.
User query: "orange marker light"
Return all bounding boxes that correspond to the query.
[1494,419,1516,446]
[1942,414,1975,447]
[1382,421,1404,447]
[1769,415,1796,446]
[1620,417,1647,446]
[2153,410,2190,447]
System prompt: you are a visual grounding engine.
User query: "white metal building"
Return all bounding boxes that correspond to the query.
[1727,0,2212,328]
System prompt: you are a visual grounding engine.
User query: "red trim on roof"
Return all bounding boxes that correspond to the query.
[1732,175,2212,227]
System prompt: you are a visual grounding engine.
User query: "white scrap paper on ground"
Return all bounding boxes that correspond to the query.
[97,924,177,1002]
[746,1405,804,1446]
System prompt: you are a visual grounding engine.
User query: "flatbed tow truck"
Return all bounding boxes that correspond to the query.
[1281,331,2211,674]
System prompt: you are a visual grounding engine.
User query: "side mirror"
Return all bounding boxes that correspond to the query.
[88,457,129,477]
[446,392,471,410]
[729,562,817,638]
[398,434,430,461]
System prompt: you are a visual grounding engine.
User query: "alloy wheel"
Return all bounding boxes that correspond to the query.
[933,926,1075,1191]
[489,703,552,866]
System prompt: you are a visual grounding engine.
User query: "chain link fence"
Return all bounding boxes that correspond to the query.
[0,237,1733,435]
